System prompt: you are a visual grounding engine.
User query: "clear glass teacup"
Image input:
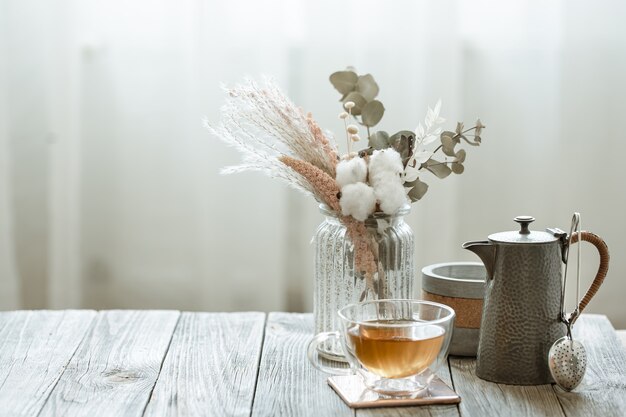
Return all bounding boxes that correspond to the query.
[307,299,455,397]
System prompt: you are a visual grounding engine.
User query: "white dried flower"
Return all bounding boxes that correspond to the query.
[374,181,408,215]
[350,134,360,142]
[340,182,377,221]
[347,125,359,134]
[368,149,404,180]
[336,157,367,187]
[344,101,356,110]
[339,112,349,119]
[405,99,446,174]
[368,149,406,214]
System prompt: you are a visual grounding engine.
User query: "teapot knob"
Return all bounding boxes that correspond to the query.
[514,215,535,235]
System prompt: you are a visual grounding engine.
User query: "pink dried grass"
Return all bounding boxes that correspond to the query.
[305,112,338,176]
[343,217,378,279]
[278,156,340,211]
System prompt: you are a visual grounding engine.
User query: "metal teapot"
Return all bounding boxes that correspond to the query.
[463,216,609,385]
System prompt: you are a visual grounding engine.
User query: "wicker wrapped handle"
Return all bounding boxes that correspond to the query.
[570,231,610,315]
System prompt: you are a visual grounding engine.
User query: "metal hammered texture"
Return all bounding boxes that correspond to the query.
[476,243,566,385]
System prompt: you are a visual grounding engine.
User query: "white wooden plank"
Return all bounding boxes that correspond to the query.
[251,312,354,417]
[39,310,180,417]
[553,314,626,417]
[143,312,265,417]
[0,310,96,417]
[449,358,565,417]
[616,330,626,349]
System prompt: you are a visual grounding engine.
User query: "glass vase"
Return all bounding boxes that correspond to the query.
[313,204,415,361]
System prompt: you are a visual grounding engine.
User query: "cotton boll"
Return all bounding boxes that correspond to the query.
[375,182,408,215]
[369,164,405,195]
[369,170,404,189]
[368,155,406,213]
[335,157,367,188]
[339,183,377,221]
[369,149,404,180]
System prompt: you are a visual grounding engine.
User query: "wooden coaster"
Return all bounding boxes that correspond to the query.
[327,374,461,409]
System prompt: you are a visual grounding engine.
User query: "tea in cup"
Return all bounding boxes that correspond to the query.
[308,299,455,396]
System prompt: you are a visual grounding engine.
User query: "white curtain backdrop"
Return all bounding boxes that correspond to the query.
[1,0,625,326]
[0,6,19,308]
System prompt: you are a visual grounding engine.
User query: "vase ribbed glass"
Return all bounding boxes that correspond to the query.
[313,204,415,361]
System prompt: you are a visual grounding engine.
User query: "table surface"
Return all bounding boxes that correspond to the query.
[0,311,624,417]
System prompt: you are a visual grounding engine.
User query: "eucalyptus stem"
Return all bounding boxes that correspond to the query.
[415,144,444,172]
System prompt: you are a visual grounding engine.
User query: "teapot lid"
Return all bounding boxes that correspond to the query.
[488,216,559,244]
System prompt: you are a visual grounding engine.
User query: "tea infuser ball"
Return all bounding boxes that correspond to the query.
[548,213,587,391]
[549,333,587,391]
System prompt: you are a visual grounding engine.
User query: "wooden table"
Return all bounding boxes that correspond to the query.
[1,311,624,417]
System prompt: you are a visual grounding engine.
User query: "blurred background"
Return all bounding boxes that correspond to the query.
[1,0,625,327]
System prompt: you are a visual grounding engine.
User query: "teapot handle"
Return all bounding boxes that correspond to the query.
[570,231,610,319]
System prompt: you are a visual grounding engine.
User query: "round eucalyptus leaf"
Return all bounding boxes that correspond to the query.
[389,130,416,145]
[330,71,358,95]
[361,100,385,127]
[455,149,466,163]
[391,133,415,167]
[441,135,457,157]
[451,162,465,174]
[426,158,452,179]
[342,92,367,115]
[356,74,380,101]
[442,131,459,143]
[368,131,390,150]
[406,178,429,202]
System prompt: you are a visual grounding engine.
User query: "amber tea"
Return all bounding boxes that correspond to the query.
[308,300,455,396]
[347,320,445,378]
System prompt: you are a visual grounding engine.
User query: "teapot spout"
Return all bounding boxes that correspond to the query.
[462,240,496,280]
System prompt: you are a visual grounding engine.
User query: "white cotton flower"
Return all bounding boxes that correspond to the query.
[369,172,403,191]
[374,181,408,215]
[344,101,356,110]
[335,157,367,187]
[369,149,405,193]
[368,149,404,181]
[340,182,377,221]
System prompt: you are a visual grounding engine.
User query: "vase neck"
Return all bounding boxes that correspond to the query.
[319,204,410,226]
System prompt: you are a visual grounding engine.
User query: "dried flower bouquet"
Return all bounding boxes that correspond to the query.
[206,68,484,296]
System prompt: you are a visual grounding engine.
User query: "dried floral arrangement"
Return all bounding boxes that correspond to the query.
[206,68,484,291]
